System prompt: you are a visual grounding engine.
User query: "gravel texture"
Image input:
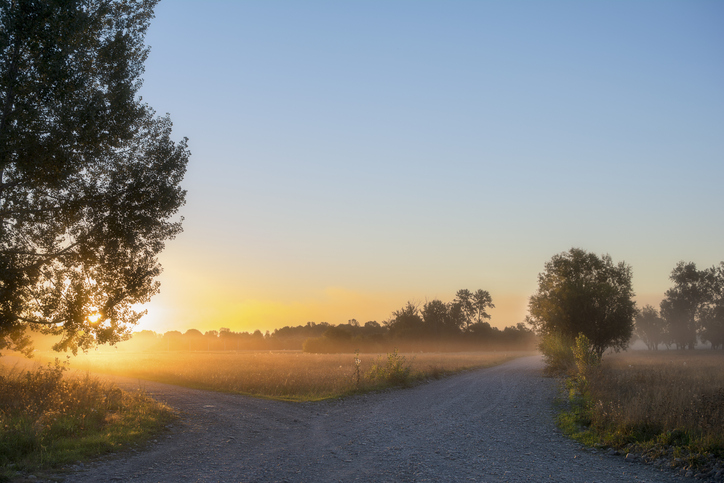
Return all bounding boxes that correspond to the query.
[64,355,690,482]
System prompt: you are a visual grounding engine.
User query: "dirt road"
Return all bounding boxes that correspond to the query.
[68,355,686,482]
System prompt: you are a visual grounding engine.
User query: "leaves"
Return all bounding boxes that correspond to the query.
[0,0,187,355]
[528,248,636,358]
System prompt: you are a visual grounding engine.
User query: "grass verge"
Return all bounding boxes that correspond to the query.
[0,359,175,481]
[556,350,724,480]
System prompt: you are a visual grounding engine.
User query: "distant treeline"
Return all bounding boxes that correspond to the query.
[635,262,724,350]
[70,289,538,353]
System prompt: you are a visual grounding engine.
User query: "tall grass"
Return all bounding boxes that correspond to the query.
[51,350,533,401]
[559,350,724,474]
[0,359,174,477]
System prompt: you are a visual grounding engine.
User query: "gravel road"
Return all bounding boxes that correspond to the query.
[67,355,688,482]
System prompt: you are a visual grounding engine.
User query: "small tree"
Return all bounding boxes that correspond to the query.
[528,248,636,359]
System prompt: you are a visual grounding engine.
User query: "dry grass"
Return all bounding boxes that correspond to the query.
[36,350,534,401]
[587,350,724,446]
[0,359,174,476]
[560,349,724,472]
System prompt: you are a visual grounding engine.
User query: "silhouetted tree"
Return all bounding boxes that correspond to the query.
[468,320,495,338]
[422,299,460,335]
[663,261,724,349]
[660,262,707,349]
[527,248,636,358]
[323,325,352,341]
[182,329,203,351]
[0,0,188,356]
[454,289,474,330]
[634,305,665,350]
[162,330,182,351]
[388,302,424,338]
[453,288,495,331]
[472,289,495,325]
[699,263,724,349]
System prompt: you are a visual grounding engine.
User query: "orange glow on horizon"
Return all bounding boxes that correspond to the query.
[134,288,533,335]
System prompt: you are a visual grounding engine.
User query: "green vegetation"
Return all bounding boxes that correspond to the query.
[366,349,413,386]
[557,349,724,476]
[0,360,174,479]
[528,248,636,359]
[538,332,575,375]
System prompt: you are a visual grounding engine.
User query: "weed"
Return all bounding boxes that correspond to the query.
[352,350,361,389]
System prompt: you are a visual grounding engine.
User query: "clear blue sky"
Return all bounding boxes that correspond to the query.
[135,0,724,333]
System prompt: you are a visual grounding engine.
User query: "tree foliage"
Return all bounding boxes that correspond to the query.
[634,304,666,350]
[699,264,724,349]
[527,248,636,358]
[661,261,724,349]
[0,0,188,356]
[384,289,497,339]
[453,288,495,331]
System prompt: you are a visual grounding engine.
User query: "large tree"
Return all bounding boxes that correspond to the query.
[471,289,494,326]
[660,262,705,349]
[0,0,188,356]
[661,261,724,349]
[700,262,724,349]
[453,288,495,331]
[527,248,636,358]
[421,299,464,336]
[634,304,666,350]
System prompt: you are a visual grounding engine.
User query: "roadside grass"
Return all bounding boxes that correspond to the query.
[39,349,535,401]
[557,350,724,477]
[0,359,175,481]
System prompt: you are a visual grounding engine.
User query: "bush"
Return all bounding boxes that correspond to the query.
[573,334,600,375]
[539,332,574,375]
[0,359,173,472]
[367,349,413,386]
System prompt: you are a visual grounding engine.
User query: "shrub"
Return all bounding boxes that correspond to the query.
[367,348,413,386]
[0,359,173,472]
[539,332,574,375]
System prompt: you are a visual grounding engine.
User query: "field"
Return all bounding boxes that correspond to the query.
[33,350,535,401]
[559,349,724,476]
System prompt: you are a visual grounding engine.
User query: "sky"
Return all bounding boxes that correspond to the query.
[134,1,724,334]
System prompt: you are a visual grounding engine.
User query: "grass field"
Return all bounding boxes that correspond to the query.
[559,349,724,477]
[34,350,535,401]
